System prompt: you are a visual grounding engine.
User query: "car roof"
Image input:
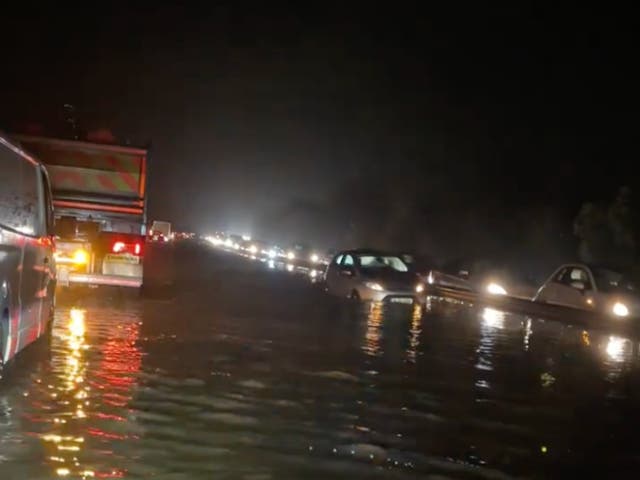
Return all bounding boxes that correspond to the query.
[338,249,397,257]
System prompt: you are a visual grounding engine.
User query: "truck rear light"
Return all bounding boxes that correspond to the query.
[110,240,143,257]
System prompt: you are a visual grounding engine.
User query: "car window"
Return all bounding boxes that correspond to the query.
[342,255,354,266]
[0,139,39,236]
[553,268,568,283]
[333,254,344,265]
[559,267,592,290]
[358,255,408,272]
[592,268,637,293]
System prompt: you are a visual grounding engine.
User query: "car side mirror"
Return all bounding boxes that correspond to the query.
[570,280,585,291]
[340,266,355,277]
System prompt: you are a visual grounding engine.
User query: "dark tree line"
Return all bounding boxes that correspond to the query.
[574,186,636,271]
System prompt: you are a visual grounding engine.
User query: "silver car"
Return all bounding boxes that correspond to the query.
[1,133,56,370]
[325,250,425,305]
[533,263,639,318]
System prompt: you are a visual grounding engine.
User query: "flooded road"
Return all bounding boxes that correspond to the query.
[2,243,640,478]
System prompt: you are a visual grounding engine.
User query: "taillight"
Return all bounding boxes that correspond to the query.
[111,240,143,256]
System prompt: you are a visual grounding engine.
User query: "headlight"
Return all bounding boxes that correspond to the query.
[427,271,434,284]
[73,249,89,265]
[310,269,318,278]
[486,282,507,295]
[310,253,319,263]
[287,251,295,260]
[365,282,384,291]
[248,245,258,254]
[612,302,629,317]
[415,283,425,293]
[267,249,276,259]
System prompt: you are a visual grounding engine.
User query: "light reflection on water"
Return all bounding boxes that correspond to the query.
[33,305,141,479]
[362,302,383,357]
[1,290,640,477]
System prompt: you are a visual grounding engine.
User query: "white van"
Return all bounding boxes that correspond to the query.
[0,133,56,371]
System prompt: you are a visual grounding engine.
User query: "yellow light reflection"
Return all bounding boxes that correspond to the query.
[40,308,90,478]
[363,301,383,357]
[69,308,86,337]
[581,330,591,347]
[406,304,422,363]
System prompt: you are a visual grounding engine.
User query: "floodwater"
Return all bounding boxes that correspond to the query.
[2,244,640,479]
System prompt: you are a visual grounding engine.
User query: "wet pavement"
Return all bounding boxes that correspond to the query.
[2,242,640,479]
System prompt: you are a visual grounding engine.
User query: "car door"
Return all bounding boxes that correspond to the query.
[336,254,357,296]
[551,266,593,309]
[536,267,566,304]
[19,165,54,348]
[325,253,344,294]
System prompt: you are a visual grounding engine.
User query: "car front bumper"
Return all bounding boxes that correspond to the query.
[359,288,424,305]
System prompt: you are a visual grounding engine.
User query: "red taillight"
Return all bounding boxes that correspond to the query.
[111,241,142,256]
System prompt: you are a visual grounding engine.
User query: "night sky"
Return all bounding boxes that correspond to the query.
[1,4,634,256]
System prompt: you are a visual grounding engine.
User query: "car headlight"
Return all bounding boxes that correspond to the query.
[287,251,295,260]
[415,283,425,293]
[248,245,258,254]
[486,282,507,295]
[612,302,629,317]
[365,282,384,291]
[310,253,320,263]
[427,271,434,284]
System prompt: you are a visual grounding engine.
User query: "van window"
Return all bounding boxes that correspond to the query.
[0,141,39,235]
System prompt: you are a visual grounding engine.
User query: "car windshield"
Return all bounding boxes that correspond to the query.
[358,255,409,272]
[592,268,637,293]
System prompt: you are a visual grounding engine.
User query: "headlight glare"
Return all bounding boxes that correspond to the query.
[365,282,384,291]
[487,282,507,295]
[613,302,629,317]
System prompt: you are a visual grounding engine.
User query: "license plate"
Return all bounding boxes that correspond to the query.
[104,254,140,264]
[58,266,70,287]
[391,297,413,304]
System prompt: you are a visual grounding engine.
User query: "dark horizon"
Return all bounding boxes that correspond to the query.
[1,4,635,259]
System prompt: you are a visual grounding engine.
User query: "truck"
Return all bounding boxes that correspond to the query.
[13,134,148,288]
[149,220,171,242]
